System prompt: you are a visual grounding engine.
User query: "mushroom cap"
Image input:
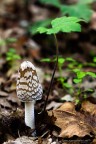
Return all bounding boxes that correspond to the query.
[16,61,43,102]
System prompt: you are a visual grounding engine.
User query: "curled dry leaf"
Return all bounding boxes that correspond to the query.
[81,101,96,134]
[48,102,95,138]
[81,101,96,115]
[0,91,8,97]
[0,98,11,108]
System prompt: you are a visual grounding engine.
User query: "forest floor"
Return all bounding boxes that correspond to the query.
[0,0,96,144]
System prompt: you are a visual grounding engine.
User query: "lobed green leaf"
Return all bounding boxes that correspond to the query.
[37,16,82,34]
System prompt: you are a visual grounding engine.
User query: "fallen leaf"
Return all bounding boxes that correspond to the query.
[81,101,96,134]
[48,102,94,138]
[7,92,21,106]
[0,91,8,97]
[46,101,62,110]
[61,94,74,102]
[0,98,11,108]
[81,101,96,115]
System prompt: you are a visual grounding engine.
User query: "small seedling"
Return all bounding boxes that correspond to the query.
[0,38,17,46]
[72,69,96,104]
[36,16,96,107]
[6,48,21,66]
[36,16,82,109]
[16,61,43,129]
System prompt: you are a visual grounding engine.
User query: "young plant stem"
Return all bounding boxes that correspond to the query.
[43,34,59,112]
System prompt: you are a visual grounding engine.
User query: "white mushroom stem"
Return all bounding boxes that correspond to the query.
[25,100,35,129]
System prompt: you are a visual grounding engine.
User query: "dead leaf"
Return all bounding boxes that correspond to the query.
[61,94,74,102]
[81,101,96,134]
[46,101,62,110]
[81,101,96,115]
[0,91,8,97]
[48,102,94,138]
[0,98,11,108]
[7,92,21,106]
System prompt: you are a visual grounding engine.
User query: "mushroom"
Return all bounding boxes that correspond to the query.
[16,61,43,129]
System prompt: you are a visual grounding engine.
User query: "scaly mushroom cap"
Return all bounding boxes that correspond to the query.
[16,61,43,102]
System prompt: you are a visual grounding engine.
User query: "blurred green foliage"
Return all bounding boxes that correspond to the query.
[6,48,21,66]
[29,0,95,35]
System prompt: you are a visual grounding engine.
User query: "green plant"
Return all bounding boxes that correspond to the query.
[39,0,61,7]
[71,69,96,104]
[37,16,81,34]
[37,15,96,107]
[6,48,21,66]
[28,19,52,35]
[60,3,93,22]
[29,0,94,35]
[39,0,95,22]
[0,38,17,46]
[37,16,83,109]
[41,57,65,77]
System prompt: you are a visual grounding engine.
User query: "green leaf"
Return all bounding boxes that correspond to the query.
[13,55,21,60]
[60,4,93,22]
[93,57,96,63]
[63,82,72,88]
[8,48,16,53]
[6,48,21,61]
[58,58,65,64]
[86,72,96,78]
[29,19,52,35]
[85,88,94,93]
[39,0,60,7]
[6,57,12,61]
[0,39,6,46]
[37,27,48,34]
[37,16,82,34]
[72,68,80,73]
[73,78,82,83]
[41,58,51,62]
[51,16,81,32]
[65,57,76,62]
[78,0,95,4]
[6,38,17,43]
[77,71,86,79]
[75,99,80,104]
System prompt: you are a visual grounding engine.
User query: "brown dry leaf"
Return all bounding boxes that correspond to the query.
[29,5,49,22]
[6,60,20,77]
[0,98,11,108]
[7,92,21,106]
[90,12,96,30]
[46,101,62,110]
[81,101,96,115]
[48,102,94,138]
[92,138,96,144]
[0,91,8,97]
[81,101,96,134]
[25,39,41,59]
[0,77,6,84]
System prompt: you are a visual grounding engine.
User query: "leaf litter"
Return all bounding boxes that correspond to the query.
[47,102,96,138]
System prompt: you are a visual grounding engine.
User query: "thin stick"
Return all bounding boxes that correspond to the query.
[43,34,59,112]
